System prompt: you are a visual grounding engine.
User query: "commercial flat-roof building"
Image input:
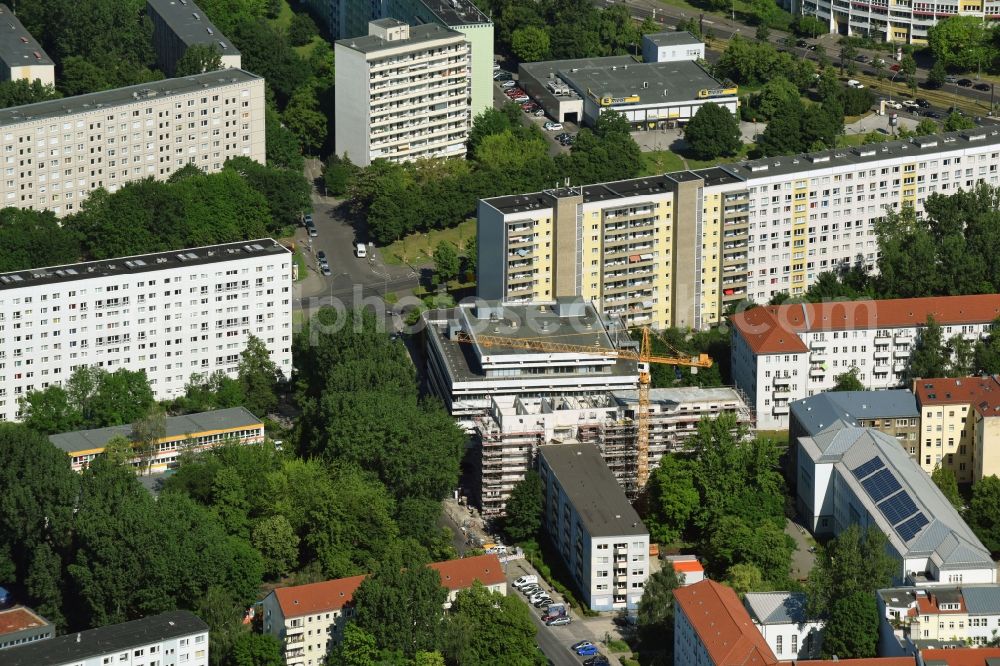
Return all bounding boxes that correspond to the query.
[0,5,53,87]
[262,554,506,665]
[478,128,1000,337]
[334,20,470,167]
[49,406,265,473]
[0,69,264,217]
[0,239,292,423]
[146,0,242,76]
[538,443,649,611]
[641,30,705,63]
[2,610,208,666]
[422,300,639,426]
[796,422,996,586]
[732,295,1000,430]
[517,55,736,129]
[303,0,493,119]
[0,606,53,651]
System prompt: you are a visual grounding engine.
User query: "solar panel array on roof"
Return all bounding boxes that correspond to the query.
[861,467,903,503]
[896,512,930,542]
[852,456,884,479]
[879,491,919,525]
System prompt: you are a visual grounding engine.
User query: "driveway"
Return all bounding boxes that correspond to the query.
[786,517,818,582]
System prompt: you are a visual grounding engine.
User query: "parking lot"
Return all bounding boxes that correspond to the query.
[492,67,578,156]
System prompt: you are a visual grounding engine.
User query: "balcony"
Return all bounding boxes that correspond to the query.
[895,330,913,341]
[810,338,828,350]
[773,403,790,415]
[874,349,891,360]
[893,348,910,358]
[773,375,791,386]
[893,362,907,373]
[876,330,891,340]
[810,365,826,377]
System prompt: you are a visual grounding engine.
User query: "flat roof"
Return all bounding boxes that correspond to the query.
[0,238,288,292]
[614,386,745,406]
[0,5,52,69]
[412,0,491,26]
[0,68,260,127]
[790,390,919,436]
[0,606,50,637]
[560,59,728,106]
[49,407,263,454]
[643,30,702,47]
[146,0,240,56]
[336,22,462,54]
[539,442,647,538]
[3,611,207,666]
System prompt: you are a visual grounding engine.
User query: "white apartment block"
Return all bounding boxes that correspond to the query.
[538,443,649,612]
[731,294,1000,430]
[478,129,1000,330]
[0,69,264,217]
[146,0,243,77]
[0,239,292,423]
[800,0,1000,45]
[0,4,54,87]
[422,299,639,427]
[334,19,470,167]
[3,610,209,666]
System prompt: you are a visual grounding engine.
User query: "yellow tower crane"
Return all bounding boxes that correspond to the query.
[456,327,712,488]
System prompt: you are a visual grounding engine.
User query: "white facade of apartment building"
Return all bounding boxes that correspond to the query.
[731,295,1000,430]
[0,239,292,423]
[0,69,264,217]
[334,19,470,167]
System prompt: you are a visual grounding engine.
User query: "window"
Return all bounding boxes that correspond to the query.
[776,635,783,655]
[791,635,798,654]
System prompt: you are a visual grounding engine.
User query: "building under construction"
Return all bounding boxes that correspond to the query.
[473,386,754,517]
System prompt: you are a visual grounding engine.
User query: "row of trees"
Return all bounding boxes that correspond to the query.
[331,106,643,244]
[0,158,309,272]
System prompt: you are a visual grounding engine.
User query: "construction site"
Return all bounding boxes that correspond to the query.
[473,387,754,518]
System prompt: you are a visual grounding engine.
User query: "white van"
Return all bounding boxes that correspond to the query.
[513,575,538,589]
[355,243,367,258]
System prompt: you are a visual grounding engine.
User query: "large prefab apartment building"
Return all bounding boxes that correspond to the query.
[0,239,292,423]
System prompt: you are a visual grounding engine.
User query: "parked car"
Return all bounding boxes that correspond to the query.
[511,94,530,103]
[513,575,537,589]
[320,264,331,276]
[916,98,930,108]
[317,250,328,265]
[889,63,901,72]
[958,78,974,87]
[855,54,869,63]
[303,213,313,226]
[923,110,942,118]
[521,585,540,595]
[571,641,595,651]
[355,243,367,258]
[576,645,600,656]
[795,38,807,47]
[543,121,564,131]
[533,597,553,607]
[546,616,571,626]
[901,100,919,109]
[306,220,318,237]
[500,80,517,89]
[533,109,546,117]
[584,657,611,666]
[975,82,992,91]
[884,100,902,110]
[945,75,958,83]
[542,611,566,622]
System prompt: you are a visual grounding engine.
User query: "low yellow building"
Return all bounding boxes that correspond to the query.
[49,406,265,473]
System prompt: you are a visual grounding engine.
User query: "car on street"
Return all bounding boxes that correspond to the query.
[355,243,367,258]
[317,250,328,265]
[500,80,517,89]
[889,63,900,72]
[576,645,600,656]
[795,38,807,47]
[884,100,902,109]
[902,100,919,110]
[975,82,992,91]
[945,75,958,83]
[584,657,610,666]
[958,78,974,87]
[923,110,941,118]
[916,98,930,108]
[847,79,864,89]
[320,264,331,276]
[546,616,571,626]
[543,121,564,131]
[855,54,869,63]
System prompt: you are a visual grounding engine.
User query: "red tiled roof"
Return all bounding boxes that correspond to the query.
[795,660,915,666]
[915,592,965,615]
[672,560,705,573]
[429,553,506,591]
[919,647,1000,665]
[914,376,1000,416]
[730,295,1000,355]
[273,554,506,618]
[675,580,778,665]
[0,607,49,636]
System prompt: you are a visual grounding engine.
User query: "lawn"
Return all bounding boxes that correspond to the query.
[640,144,754,176]
[292,248,308,282]
[836,133,867,147]
[271,0,325,58]
[383,218,476,267]
[757,429,790,447]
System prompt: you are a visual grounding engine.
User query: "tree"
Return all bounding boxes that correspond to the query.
[755,23,770,42]
[464,236,477,276]
[282,86,327,154]
[287,13,319,47]
[725,563,765,597]
[793,15,826,38]
[175,44,223,76]
[751,76,800,121]
[443,582,539,666]
[511,26,550,62]
[645,454,700,545]
[908,316,948,381]
[928,16,996,71]
[757,98,805,157]
[0,207,78,272]
[684,103,741,160]
[705,515,794,582]
[238,335,281,416]
[252,515,300,579]
[821,591,879,658]
[927,60,947,89]
[900,53,917,91]
[806,525,896,617]
[19,386,81,435]
[839,43,858,75]
[329,623,380,666]
[265,108,303,171]
[433,241,460,283]
[636,566,680,653]
[931,466,963,510]
[132,405,167,474]
[832,367,865,391]
[224,156,311,233]
[976,318,1000,374]
[324,154,359,196]
[231,632,284,666]
[352,551,448,657]
[967,475,1000,553]
[944,111,976,131]
[504,471,543,542]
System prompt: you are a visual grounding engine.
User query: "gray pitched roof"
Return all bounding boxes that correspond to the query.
[790,390,919,437]
[800,424,993,570]
[744,592,810,625]
[49,407,262,454]
[962,586,1000,614]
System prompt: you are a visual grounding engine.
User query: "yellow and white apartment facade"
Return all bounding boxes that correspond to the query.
[800,0,999,44]
[478,129,1000,330]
